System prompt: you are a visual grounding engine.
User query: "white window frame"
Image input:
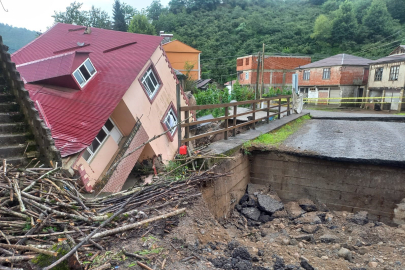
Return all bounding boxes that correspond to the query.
[164,108,178,136]
[83,118,122,163]
[303,70,310,81]
[245,72,249,80]
[322,68,330,80]
[72,58,97,88]
[374,67,383,81]
[141,67,160,99]
[389,66,400,81]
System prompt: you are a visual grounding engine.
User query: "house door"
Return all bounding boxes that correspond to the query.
[318,88,329,105]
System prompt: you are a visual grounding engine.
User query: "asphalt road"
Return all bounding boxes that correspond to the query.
[283,119,405,162]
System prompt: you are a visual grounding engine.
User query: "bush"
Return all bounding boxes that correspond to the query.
[194,84,231,117]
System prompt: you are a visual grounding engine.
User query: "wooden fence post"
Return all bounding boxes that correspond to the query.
[278,98,281,119]
[252,102,256,130]
[287,97,290,116]
[233,105,237,137]
[224,106,228,140]
[184,110,190,146]
[266,100,270,124]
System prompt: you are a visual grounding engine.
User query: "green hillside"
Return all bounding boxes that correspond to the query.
[0,23,37,53]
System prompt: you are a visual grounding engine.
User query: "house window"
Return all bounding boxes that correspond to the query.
[245,72,249,80]
[322,68,330,80]
[82,118,122,162]
[374,67,383,81]
[141,66,161,99]
[245,58,249,65]
[303,70,310,81]
[73,58,96,87]
[161,103,178,141]
[389,66,400,81]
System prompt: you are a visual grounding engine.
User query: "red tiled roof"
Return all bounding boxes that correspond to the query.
[12,23,163,157]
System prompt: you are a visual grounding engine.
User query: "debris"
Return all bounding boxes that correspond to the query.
[257,194,284,214]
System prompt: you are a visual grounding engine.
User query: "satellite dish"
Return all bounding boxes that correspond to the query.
[77,42,85,47]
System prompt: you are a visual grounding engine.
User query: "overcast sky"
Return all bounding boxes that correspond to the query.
[0,0,171,32]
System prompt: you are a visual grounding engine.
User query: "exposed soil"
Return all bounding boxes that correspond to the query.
[101,184,405,270]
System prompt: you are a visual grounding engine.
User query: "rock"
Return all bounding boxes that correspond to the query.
[394,198,405,225]
[241,207,261,221]
[273,255,285,270]
[350,268,367,270]
[282,238,290,245]
[258,249,264,256]
[357,247,368,255]
[234,260,252,270]
[253,267,271,270]
[235,204,242,212]
[338,247,353,261]
[295,212,322,225]
[285,265,300,270]
[331,243,341,250]
[368,261,378,268]
[259,213,273,223]
[347,211,369,225]
[319,234,339,243]
[257,194,284,214]
[208,257,230,268]
[302,225,319,234]
[321,256,328,260]
[285,201,306,219]
[298,198,318,212]
[232,247,251,261]
[272,209,289,218]
[247,183,270,195]
[239,194,249,205]
[293,234,314,243]
[228,240,240,250]
[300,259,315,270]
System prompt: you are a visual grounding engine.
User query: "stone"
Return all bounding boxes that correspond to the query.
[302,225,319,234]
[338,247,353,261]
[321,256,328,260]
[241,207,261,221]
[257,194,284,214]
[295,212,321,225]
[300,259,315,270]
[228,240,240,250]
[319,234,339,243]
[285,201,306,219]
[257,249,264,256]
[232,247,251,261]
[293,234,314,242]
[247,183,270,195]
[298,198,318,212]
[273,255,285,270]
[234,260,252,270]
[259,213,273,223]
[282,238,290,245]
[350,268,367,270]
[285,265,300,270]
[357,247,368,255]
[368,261,378,268]
[347,211,369,225]
[272,209,289,218]
[239,194,249,205]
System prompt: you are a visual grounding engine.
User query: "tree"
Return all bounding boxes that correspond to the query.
[311,14,332,42]
[168,0,188,14]
[353,0,372,24]
[387,0,405,23]
[112,0,127,32]
[87,6,111,29]
[128,13,156,35]
[121,3,137,26]
[52,1,88,25]
[309,0,326,5]
[331,0,358,44]
[363,0,395,40]
[147,0,164,21]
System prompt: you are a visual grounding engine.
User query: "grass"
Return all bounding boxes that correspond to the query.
[396,112,405,115]
[243,114,311,150]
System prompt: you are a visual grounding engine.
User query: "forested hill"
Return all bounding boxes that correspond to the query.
[150,0,405,82]
[0,23,37,53]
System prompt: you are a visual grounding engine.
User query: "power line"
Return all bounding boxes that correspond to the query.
[0,0,8,12]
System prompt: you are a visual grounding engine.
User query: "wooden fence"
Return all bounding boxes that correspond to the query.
[178,95,292,146]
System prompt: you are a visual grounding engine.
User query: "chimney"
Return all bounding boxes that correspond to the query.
[160,31,173,44]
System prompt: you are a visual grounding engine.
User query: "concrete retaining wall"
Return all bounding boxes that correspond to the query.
[250,151,405,224]
[201,153,250,219]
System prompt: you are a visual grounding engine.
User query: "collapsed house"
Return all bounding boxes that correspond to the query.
[11,23,190,193]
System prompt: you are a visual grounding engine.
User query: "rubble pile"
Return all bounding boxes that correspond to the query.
[0,160,228,270]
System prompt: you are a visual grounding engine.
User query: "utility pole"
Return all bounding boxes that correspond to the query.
[255,52,261,100]
[261,43,265,98]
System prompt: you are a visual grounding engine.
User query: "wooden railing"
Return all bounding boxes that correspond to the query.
[179,95,292,145]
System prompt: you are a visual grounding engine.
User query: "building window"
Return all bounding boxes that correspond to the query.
[374,67,383,81]
[141,66,161,100]
[161,103,178,142]
[73,58,97,87]
[237,59,243,66]
[322,68,330,80]
[303,70,310,81]
[82,118,122,162]
[245,72,249,80]
[389,66,400,81]
[245,58,249,65]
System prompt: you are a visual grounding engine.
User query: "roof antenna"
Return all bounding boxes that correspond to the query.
[0,0,8,12]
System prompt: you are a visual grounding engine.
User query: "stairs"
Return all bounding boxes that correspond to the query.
[0,67,39,166]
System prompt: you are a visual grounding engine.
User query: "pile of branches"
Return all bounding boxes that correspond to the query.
[0,159,229,270]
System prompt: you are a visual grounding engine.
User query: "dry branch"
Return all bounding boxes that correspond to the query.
[0,243,57,257]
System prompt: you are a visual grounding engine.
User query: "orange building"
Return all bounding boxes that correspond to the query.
[162,39,201,80]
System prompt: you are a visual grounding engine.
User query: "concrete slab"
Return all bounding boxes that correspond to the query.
[205,112,309,155]
[283,119,405,162]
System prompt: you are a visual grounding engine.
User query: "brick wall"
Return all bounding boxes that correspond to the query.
[101,125,149,193]
[298,66,367,87]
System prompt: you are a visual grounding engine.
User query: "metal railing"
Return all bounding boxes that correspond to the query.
[179,95,292,145]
